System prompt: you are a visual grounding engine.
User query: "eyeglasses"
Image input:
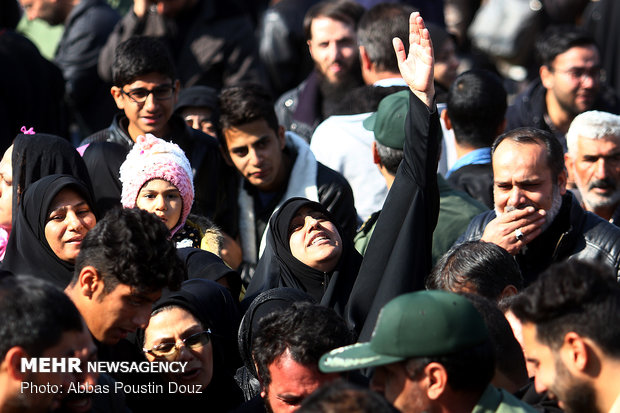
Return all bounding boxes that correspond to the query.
[122,85,175,104]
[551,66,603,82]
[143,329,211,361]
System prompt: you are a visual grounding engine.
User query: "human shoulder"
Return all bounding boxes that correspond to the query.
[473,385,538,413]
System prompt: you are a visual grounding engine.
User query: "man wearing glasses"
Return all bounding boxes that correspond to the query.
[506,25,620,152]
[81,36,224,218]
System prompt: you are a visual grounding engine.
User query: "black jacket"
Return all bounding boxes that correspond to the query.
[447,163,494,209]
[81,113,224,218]
[458,192,620,284]
[275,71,323,143]
[505,77,620,150]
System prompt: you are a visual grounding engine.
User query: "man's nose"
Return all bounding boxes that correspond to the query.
[594,158,609,180]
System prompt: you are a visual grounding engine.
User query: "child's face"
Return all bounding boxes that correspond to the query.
[111,72,178,140]
[136,179,183,231]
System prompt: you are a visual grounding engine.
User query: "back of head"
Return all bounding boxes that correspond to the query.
[447,70,507,148]
[252,301,353,387]
[462,293,528,392]
[112,36,176,87]
[511,259,620,357]
[357,3,415,73]
[1,0,21,29]
[74,207,184,294]
[298,380,394,413]
[218,83,279,147]
[535,25,596,68]
[566,111,620,154]
[427,241,523,302]
[492,127,566,179]
[0,275,82,359]
[303,0,365,41]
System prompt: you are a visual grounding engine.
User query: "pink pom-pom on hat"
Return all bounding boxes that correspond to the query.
[119,134,194,236]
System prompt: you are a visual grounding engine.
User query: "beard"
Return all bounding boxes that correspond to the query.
[579,177,620,210]
[495,186,563,233]
[550,357,601,413]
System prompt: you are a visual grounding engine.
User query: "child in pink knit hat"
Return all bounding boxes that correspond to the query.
[119,134,194,237]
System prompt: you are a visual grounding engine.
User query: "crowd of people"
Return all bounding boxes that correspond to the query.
[1,0,620,412]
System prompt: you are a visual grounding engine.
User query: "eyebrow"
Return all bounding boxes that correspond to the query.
[49,200,89,213]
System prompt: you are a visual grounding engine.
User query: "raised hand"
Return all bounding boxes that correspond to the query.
[392,12,435,108]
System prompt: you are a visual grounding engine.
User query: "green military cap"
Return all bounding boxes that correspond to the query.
[319,290,489,372]
[363,90,410,150]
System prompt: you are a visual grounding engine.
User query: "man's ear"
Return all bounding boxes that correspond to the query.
[359,45,372,72]
[278,126,286,150]
[172,79,181,106]
[372,141,381,165]
[441,110,452,130]
[4,347,30,381]
[499,284,519,300]
[561,332,589,373]
[218,143,234,167]
[111,86,124,110]
[540,65,554,90]
[557,168,568,195]
[425,362,448,400]
[78,266,103,299]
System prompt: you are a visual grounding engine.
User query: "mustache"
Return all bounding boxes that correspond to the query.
[588,178,616,191]
[504,204,536,213]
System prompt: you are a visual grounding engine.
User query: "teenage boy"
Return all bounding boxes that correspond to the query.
[81,36,223,217]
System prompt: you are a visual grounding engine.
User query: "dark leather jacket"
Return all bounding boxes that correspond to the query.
[458,192,620,283]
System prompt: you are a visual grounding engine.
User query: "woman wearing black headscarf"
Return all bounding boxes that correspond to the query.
[140,278,244,411]
[2,174,98,287]
[245,197,361,317]
[81,141,126,216]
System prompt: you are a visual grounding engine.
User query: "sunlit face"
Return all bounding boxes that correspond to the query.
[521,323,599,413]
[19,0,65,25]
[262,349,339,413]
[288,206,342,273]
[308,17,358,85]
[45,188,96,263]
[136,179,183,231]
[0,145,13,230]
[86,283,160,345]
[370,362,430,413]
[144,307,214,390]
[493,140,566,223]
[59,326,99,413]
[223,119,287,192]
[111,72,179,140]
[181,107,216,136]
[566,136,620,212]
[541,45,601,118]
[19,330,82,412]
[434,38,460,89]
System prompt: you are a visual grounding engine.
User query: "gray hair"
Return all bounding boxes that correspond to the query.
[566,111,620,154]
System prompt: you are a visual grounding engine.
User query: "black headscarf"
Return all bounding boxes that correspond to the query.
[146,278,244,411]
[81,141,126,216]
[245,197,361,318]
[11,133,94,217]
[177,247,242,300]
[1,174,97,287]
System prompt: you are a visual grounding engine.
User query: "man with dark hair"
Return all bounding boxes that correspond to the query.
[0,276,83,412]
[511,259,620,413]
[310,3,412,221]
[297,380,394,413]
[458,126,620,284]
[81,36,223,217]
[98,0,263,91]
[320,290,536,413]
[19,0,119,137]
[65,207,184,346]
[427,241,523,302]
[251,301,354,413]
[506,25,619,151]
[216,83,356,284]
[444,70,508,208]
[354,90,486,263]
[275,0,365,142]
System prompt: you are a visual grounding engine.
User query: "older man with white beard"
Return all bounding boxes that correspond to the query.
[565,111,620,224]
[457,126,620,285]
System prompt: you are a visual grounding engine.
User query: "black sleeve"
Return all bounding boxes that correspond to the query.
[346,92,441,340]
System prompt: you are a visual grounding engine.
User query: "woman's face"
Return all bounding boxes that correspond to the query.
[44,188,96,263]
[288,206,343,272]
[143,307,214,390]
[135,179,182,231]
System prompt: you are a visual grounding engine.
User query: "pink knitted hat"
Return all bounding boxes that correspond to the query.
[119,134,194,236]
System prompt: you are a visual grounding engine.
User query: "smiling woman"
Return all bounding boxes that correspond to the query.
[246,198,361,308]
[1,174,98,288]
